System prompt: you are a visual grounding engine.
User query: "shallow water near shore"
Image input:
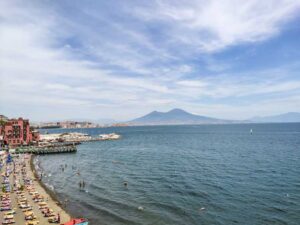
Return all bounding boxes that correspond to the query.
[36,124,300,225]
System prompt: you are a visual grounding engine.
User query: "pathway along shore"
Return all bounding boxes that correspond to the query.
[0,154,71,224]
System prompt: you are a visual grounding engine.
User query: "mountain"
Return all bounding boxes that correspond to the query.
[250,112,300,123]
[128,108,232,125]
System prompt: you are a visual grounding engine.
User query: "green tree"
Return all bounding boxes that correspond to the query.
[0,119,6,126]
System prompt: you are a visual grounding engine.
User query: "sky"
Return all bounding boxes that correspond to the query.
[1,0,300,122]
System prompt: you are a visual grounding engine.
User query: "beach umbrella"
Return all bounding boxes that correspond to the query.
[6,153,13,163]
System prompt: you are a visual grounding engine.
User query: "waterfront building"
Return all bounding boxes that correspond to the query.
[0,115,9,122]
[0,117,40,147]
[59,121,95,128]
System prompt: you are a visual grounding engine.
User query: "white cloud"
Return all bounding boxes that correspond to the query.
[175,71,300,100]
[135,0,300,51]
[1,0,300,121]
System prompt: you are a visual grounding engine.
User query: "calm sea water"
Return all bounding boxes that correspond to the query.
[36,124,300,225]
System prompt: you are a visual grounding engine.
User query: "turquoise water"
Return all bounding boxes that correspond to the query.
[37,124,300,225]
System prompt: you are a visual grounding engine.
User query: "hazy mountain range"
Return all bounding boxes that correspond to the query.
[32,110,300,125]
[128,109,300,125]
[128,108,233,125]
[250,112,300,123]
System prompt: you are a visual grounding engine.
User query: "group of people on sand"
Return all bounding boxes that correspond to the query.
[1,153,62,224]
[1,161,15,225]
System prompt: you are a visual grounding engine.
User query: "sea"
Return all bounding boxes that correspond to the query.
[35,123,300,225]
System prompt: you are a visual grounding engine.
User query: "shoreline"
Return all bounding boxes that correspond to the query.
[0,153,73,224]
[29,154,74,221]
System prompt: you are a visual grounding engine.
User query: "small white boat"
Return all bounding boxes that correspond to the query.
[99,133,121,140]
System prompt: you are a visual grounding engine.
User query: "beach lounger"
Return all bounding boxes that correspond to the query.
[2,219,15,224]
[47,216,59,223]
[25,221,39,225]
[0,207,12,211]
[19,204,31,209]
[25,215,37,220]
[4,210,16,215]
[44,213,55,217]
[4,215,14,220]
[22,207,33,212]
[38,202,47,206]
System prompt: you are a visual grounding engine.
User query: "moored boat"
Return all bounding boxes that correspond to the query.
[62,218,88,225]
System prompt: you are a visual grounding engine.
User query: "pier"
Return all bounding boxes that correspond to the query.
[14,144,77,155]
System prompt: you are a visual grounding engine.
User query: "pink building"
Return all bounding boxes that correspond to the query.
[0,117,40,147]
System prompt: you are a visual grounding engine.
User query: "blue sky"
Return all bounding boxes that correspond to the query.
[1,0,300,121]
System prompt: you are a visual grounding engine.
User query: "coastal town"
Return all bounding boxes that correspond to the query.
[0,115,121,149]
[36,121,128,129]
[0,115,121,225]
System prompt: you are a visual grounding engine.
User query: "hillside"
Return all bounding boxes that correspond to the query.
[128,108,232,125]
[250,112,300,123]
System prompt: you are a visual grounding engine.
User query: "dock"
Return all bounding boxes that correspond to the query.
[13,144,77,154]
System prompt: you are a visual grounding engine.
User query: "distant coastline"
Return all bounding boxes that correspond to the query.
[40,122,300,128]
[30,109,300,129]
[127,109,300,126]
[35,122,128,129]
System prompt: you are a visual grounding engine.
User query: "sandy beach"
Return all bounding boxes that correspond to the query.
[1,154,71,224]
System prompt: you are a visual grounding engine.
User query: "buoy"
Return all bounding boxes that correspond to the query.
[138,206,144,211]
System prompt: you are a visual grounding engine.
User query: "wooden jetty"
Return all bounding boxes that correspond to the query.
[14,144,77,155]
